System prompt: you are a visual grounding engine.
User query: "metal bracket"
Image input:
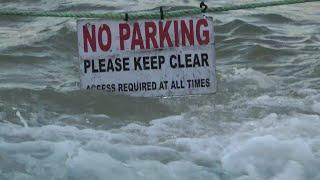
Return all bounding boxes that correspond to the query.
[200,1,208,13]
[160,6,164,20]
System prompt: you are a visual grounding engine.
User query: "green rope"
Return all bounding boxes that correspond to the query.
[0,0,319,20]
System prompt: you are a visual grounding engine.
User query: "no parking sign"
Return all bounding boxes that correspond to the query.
[77,17,216,97]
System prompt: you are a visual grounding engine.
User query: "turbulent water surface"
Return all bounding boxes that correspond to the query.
[0,0,320,179]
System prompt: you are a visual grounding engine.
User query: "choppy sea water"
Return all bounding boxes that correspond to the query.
[0,0,320,179]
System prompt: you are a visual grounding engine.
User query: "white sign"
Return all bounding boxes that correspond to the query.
[77,17,216,97]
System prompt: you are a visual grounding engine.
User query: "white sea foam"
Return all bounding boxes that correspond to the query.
[1,110,319,179]
[226,68,277,89]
